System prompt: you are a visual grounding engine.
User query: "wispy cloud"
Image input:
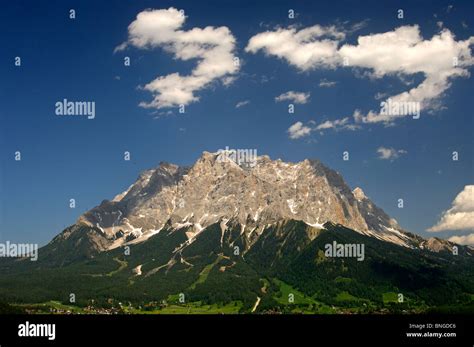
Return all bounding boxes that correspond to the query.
[318,79,337,88]
[235,100,250,108]
[287,117,358,139]
[376,147,407,160]
[316,117,356,130]
[275,91,310,104]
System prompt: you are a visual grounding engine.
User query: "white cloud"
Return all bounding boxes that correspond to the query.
[376,147,407,160]
[287,121,312,139]
[247,24,474,128]
[448,233,474,246]
[235,100,250,108]
[246,25,345,70]
[288,116,359,139]
[116,8,238,109]
[275,91,310,104]
[340,26,474,124]
[318,79,337,87]
[374,92,388,100]
[428,185,474,232]
[316,117,358,131]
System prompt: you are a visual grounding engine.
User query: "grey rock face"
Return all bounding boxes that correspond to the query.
[76,151,419,250]
[420,237,455,253]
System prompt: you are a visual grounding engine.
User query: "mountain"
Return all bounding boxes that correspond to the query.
[0,151,472,314]
[75,151,421,251]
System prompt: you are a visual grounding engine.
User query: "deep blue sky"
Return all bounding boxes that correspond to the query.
[1,0,473,246]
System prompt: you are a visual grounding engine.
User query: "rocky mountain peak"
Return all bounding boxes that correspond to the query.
[76,151,419,251]
[353,187,367,201]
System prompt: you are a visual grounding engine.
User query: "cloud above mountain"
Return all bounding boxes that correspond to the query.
[247,24,474,129]
[246,24,345,70]
[340,26,474,124]
[116,11,473,136]
[287,121,312,139]
[116,8,239,109]
[286,118,358,139]
[428,185,474,232]
[448,233,474,246]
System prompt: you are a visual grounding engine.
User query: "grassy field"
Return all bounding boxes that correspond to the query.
[382,292,400,304]
[124,301,243,314]
[13,299,244,314]
[273,279,337,313]
[335,291,362,302]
